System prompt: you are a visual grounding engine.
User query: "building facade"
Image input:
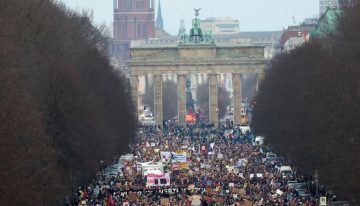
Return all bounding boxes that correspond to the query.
[279,18,318,52]
[112,0,156,67]
[130,12,267,126]
[200,17,240,35]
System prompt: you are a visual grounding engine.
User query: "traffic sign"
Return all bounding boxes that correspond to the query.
[320,196,327,206]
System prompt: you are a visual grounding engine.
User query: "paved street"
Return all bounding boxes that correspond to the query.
[71,123,336,206]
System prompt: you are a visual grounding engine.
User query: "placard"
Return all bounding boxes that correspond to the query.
[320,197,327,206]
[160,198,170,205]
[179,162,189,169]
[171,152,187,162]
[160,151,172,162]
[239,188,246,197]
[128,192,137,201]
[276,189,283,195]
[176,149,187,154]
[231,187,239,194]
[146,173,171,187]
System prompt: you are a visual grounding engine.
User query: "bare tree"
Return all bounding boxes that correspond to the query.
[253,4,360,203]
[0,0,137,204]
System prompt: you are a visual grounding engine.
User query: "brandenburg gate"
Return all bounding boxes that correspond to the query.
[130,10,266,126]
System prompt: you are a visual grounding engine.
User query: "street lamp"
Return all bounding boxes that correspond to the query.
[216,108,219,127]
[314,169,319,198]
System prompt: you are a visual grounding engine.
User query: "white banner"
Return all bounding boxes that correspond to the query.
[146,173,171,187]
[142,163,164,176]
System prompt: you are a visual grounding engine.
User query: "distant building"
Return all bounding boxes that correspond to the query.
[131,29,281,100]
[319,0,353,15]
[280,18,318,52]
[200,17,240,35]
[310,9,341,39]
[155,0,163,30]
[320,0,340,16]
[154,0,171,38]
[112,0,156,69]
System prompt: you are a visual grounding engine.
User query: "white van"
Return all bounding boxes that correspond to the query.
[266,152,277,159]
[279,166,293,178]
[238,125,251,133]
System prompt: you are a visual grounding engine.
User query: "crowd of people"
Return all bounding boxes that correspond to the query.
[69,122,332,206]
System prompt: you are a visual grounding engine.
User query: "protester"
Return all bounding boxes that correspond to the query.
[71,122,322,206]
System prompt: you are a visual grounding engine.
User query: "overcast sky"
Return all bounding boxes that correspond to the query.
[58,0,319,35]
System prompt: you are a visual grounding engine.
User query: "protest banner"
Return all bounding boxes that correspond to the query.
[171,152,187,162]
[146,173,171,187]
[143,164,164,176]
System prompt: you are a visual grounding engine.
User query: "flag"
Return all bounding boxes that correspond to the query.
[107,193,114,206]
[209,142,215,152]
[303,31,309,42]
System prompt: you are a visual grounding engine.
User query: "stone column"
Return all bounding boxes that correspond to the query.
[256,72,265,93]
[153,74,163,126]
[208,74,218,126]
[130,75,139,115]
[177,74,186,125]
[233,73,242,126]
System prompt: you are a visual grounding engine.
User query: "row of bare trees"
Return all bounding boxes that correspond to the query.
[0,0,137,205]
[253,4,360,204]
